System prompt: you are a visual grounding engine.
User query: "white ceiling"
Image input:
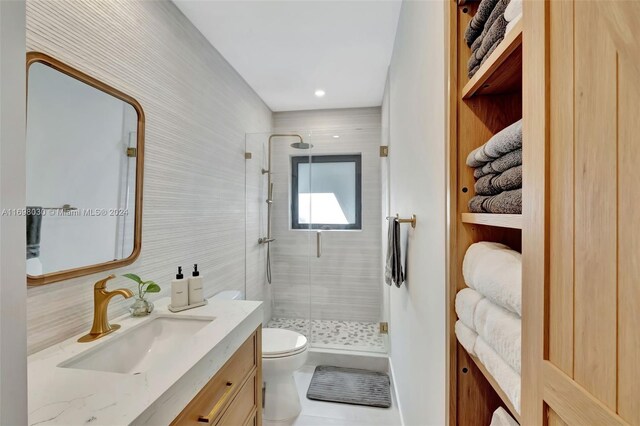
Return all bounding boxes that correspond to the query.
[173,1,402,112]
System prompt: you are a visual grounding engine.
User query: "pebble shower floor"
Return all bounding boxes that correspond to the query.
[267,318,386,353]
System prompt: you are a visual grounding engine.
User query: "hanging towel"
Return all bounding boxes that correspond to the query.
[468,188,522,214]
[475,148,522,179]
[504,0,522,22]
[475,165,523,196]
[27,206,43,259]
[455,287,484,330]
[464,0,501,46]
[463,242,522,316]
[455,320,478,356]
[474,298,522,373]
[466,119,523,168]
[475,337,521,414]
[385,219,404,288]
[490,407,520,426]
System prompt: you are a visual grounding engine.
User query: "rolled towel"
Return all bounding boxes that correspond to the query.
[464,0,500,47]
[475,337,521,414]
[474,298,521,373]
[468,188,522,214]
[468,14,509,76]
[506,13,522,35]
[490,407,520,426]
[504,0,522,22]
[466,119,523,168]
[475,165,522,196]
[455,287,484,330]
[455,320,478,356]
[462,242,522,316]
[475,148,522,179]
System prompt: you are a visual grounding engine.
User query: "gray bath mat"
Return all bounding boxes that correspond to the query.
[307,365,391,408]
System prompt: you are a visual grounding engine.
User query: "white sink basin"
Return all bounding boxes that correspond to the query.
[59,315,214,374]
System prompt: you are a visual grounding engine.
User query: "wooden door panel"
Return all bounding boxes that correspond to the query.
[572,0,618,410]
[616,40,640,425]
[541,0,640,424]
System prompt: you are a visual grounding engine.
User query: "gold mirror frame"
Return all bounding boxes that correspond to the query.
[26,52,145,286]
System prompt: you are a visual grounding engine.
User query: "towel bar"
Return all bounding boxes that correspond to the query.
[386,214,417,228]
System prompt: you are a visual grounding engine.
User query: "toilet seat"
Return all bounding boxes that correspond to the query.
[262,328,308,359]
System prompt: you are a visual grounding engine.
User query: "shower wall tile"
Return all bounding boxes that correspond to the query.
[25,0,272,354]
[269,108,383,323]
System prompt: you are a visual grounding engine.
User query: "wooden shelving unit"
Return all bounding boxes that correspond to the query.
[462,20,523,99]
[461,213,522,229]
[468,354,521,423]
[448,1,523,425]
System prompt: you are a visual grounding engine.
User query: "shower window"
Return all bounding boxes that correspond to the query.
[291,154,362,230]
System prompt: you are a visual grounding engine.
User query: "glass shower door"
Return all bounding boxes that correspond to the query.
[304,129,387,353]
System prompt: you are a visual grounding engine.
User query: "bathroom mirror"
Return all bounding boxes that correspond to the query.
[26,52,144,286]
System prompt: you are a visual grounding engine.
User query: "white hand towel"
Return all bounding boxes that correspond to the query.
[455,320,478,356]
[504,0,523,22]
[455,287,484,330]
[490,407,520,426]
[506,13,522,35]
[474,299,521,373]
[463,242,522,316]
[475,337,521,414]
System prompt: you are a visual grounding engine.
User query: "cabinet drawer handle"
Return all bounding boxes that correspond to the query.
[198,382,234,423]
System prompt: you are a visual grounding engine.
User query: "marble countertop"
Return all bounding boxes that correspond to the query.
[28,297,263,426]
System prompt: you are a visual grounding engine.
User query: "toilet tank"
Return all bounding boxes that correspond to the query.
[212,290,244,300]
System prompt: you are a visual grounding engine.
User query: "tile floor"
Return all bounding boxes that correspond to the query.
[263,365,402,426]
[267,318,387,353]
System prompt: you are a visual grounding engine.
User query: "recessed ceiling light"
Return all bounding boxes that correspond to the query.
[315,89,326,98]
[332,135,340,139]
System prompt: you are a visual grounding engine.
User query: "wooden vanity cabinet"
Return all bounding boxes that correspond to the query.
[172,327,262,426]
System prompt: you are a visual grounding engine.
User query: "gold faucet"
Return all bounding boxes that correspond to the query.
[78,274,134,343]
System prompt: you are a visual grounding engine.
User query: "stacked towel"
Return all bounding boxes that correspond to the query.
[490,407,519,426]
[467,120,523,214]
[454,241,522,414]
[465,0,511,77]
[463,242,521,316]
[504,0,522,35]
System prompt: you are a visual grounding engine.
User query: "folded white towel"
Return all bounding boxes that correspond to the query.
[455,320,478,356]
[506,13,522,34]
[474,298,521,373]
[463,242,522,316]
[455,288,484,330]
[504,0,522,22]
[475,337,521,414]
[490,407,520,426]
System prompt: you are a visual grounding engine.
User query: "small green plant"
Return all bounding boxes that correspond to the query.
[122,273,161,299]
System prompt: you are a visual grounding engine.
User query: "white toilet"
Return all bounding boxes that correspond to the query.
[261,328,308,421]
[211,291,308,421]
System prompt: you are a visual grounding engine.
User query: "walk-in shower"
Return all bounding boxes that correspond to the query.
[258,134,313,284]
[245,125,388,354]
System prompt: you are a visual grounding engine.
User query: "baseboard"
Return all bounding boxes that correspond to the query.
[306,348,389,372]
[388,357,405,426]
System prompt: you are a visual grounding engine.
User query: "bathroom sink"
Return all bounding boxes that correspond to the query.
[59,315,214,374]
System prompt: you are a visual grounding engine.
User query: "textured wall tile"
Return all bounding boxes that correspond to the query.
[26,0,272,354]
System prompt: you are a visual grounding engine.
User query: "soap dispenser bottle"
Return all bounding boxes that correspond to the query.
[171,266,188,308]
[189,264,204,305]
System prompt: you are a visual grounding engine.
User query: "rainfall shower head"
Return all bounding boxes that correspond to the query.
[290,142,314,149]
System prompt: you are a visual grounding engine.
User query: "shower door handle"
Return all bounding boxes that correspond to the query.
[316,231,322,258]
